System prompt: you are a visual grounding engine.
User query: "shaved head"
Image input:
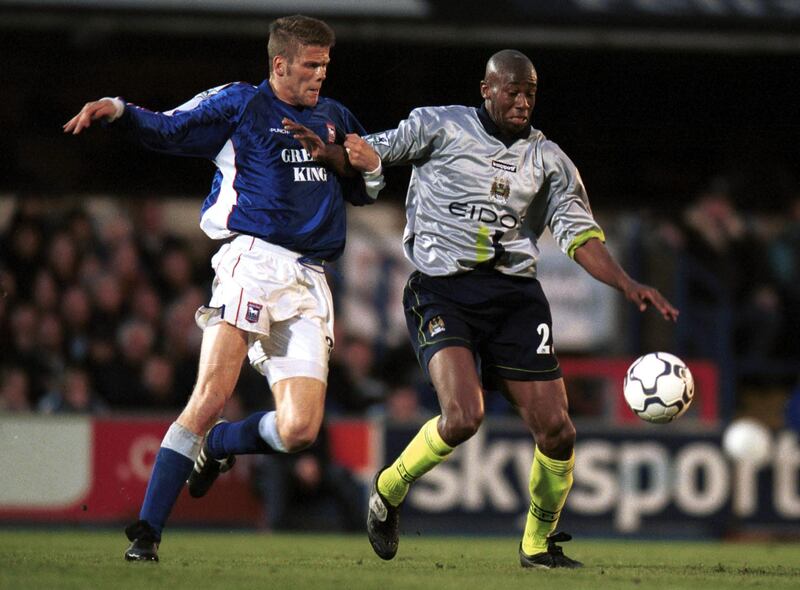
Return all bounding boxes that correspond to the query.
[484,49,535,82]
[480,49,538,136]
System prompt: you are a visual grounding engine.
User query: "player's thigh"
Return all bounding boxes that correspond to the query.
[252,315,331,445]
[250,314,332,389]
[402,271,475,385]
[429,346,484,416]
[503,378,569,426]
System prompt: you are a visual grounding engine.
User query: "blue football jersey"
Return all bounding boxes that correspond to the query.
[116,80,375,261]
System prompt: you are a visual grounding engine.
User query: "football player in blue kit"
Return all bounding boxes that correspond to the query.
[65,14,383,562]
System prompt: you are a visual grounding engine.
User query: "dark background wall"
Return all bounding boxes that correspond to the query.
[2,23,798,213]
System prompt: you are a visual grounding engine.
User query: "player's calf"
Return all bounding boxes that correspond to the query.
[187,420,236,498]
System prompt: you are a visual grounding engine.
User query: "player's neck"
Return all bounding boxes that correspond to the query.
[268,77,303,109]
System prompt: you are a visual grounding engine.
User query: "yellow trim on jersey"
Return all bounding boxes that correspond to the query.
[475,225,493,263]
[567,228,606,259]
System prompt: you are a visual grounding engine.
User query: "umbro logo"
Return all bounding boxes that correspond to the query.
[491,160,517,173]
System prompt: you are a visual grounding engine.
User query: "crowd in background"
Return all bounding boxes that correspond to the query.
[0,197,426,420]
[662,183,800,365]
[3,187,796,533]
[0,188,798,428]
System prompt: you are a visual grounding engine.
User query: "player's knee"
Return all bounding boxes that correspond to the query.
[535,417,575,458]
[278,419,320,453]
[440,405,484,445]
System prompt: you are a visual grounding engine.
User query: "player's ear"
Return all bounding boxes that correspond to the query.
[480,80,489,99]
[273,55,287,77]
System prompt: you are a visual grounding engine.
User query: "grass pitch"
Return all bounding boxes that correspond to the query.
[1,529,798,590]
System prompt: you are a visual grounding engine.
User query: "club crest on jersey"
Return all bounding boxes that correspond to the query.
[489,175,511,204]
[245,302,263,323]
[326,122,336,144]
[428,316,446,337]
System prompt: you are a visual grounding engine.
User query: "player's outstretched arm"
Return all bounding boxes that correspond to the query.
[63,98,122,135]
[573,238,679,321]
[343,134,380,173]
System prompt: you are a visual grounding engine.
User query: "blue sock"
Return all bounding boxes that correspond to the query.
[139,422,202,539]
[139,449,193,539]
[206,411,286,458]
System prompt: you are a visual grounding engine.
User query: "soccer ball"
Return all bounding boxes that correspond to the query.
[623,352,694,424]
[722,418,772,463]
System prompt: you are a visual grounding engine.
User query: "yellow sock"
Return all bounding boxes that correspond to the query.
[377,416,453,507]
[521,446,574,555]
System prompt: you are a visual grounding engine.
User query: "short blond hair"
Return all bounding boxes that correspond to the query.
[268,15,335,73]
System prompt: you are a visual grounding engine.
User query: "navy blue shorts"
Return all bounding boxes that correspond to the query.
[402,268,562,384]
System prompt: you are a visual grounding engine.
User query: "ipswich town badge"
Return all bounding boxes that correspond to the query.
[245,302,263,323]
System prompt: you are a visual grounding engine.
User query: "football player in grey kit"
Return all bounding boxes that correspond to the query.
[344,49,679,568]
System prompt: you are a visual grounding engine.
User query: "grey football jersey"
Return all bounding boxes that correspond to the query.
[366,105,604,278]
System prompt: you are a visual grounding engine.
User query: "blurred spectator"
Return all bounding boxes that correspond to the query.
[141,354,186,409]
[134,198,182,272]
[110,239,145,298]
[1,217,44,294]
[92,319,154,407]
[252,423,363,532]
[384,383,425,422]
[678,183,781,360]
[64,207,99,258]
[37,312,66,394]
[7,303,46,399]
[130,282,163,330]
[0,367,32,412]
[0,264,17,359]
[99,214,134,251]
[768,195,800,357]
[89,272,125,336]
[162,293,204,396]
[326,333,387,415]
[37,365,108,414]
[157,241,196,303]
[61,285,93,363]
[77,251,104,286]
[32,269,59,313]
[46,231,79,286]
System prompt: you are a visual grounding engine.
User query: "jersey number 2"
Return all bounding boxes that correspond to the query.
[536,323,552,354]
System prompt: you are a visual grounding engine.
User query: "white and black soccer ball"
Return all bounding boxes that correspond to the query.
[623,352,694,424]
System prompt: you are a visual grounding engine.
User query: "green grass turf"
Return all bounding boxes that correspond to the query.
[0,529,798,590]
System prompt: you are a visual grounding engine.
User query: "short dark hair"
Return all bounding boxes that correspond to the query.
[268,15,335,73]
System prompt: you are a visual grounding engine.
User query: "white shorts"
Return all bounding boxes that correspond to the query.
[195,235,334,386]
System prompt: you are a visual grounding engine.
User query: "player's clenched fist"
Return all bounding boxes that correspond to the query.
[63,98,123,135]
[344,134,380,173]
